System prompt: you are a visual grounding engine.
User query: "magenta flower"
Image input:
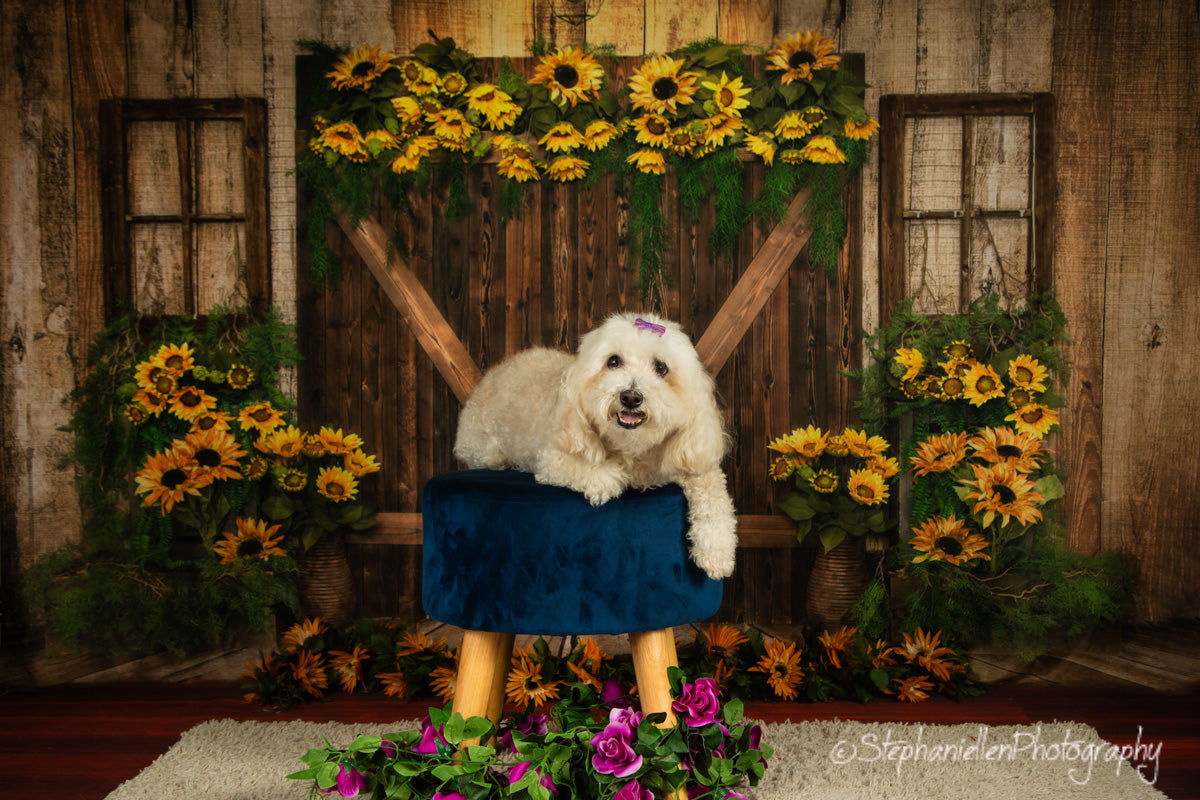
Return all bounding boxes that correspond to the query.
[608,706,643,734]
[672,677,721,727]
[602,678,633,708]
[590,723,643,777]
[508,761,557,795]
[412,717,450,755]
[613,778,655,800]
[379,739,397,758]
[432,793,468,800]
[498,712,550,751]
[334,764,365,797]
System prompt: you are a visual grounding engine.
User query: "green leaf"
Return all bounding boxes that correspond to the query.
[348,734,382,753]
[869,668,890,690]
[795,517,813,543]
[819,526,847,553]
[778,494,816,521]
[442,711,465,745]
[462,716,493,742]
[261,495,295,520]
[722,697,744,726]
[1034,474,1065,502]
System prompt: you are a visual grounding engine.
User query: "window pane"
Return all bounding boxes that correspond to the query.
[194,120,245,216]
[127,121,181,216]
[131,223,187,314]
[905,116,962,212]
[970,217,1030,309]
[195,222,249,312]
[972,116,1031,211]
[906,219,960,314]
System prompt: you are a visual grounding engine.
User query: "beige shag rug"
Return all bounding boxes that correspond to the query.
[105,718,1169,800]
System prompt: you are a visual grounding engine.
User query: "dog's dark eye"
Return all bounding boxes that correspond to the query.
[606,355,622,369]
[654,359,669,377]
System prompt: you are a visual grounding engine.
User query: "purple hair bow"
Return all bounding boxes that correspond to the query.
[633,318,666,337]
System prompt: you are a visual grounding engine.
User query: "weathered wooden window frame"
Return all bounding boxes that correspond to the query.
[99,98,270,318]
[878,93,1055,322]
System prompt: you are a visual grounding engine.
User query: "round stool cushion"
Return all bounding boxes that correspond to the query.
[421,470,723,636]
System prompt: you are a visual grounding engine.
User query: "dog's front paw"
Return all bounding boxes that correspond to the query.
[578,464,627,506]
[687,514,738,580]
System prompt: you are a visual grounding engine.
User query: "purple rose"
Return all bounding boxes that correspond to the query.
[672,677,721,727]
[612,779,655,800]
[498,712,550,751]
[334,764,365,798]
[432,793,468,800]
[608,706,643,734]
[602,678,633,708]
[508,761,557,795]
[412,717,450,755]
[590,723,643,777]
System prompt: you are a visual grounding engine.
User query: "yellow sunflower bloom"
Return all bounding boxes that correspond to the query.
[329,644,372,693]
[292,650,329,698]
[191,410,234,434]
[439,71,468,97]
[811,468,839,493]
[152,342,196,374]
[429,108,475,144]
[135,448,201,513]
[225,363,254,389]
[749,638,803,700]
[327,44,396,91]
[628,55,700,115]
[742,131,776,165]
[867,455,901,480]
[256,424,307,460]
[344,450,382,476]
[939,373,966,400]
[909,431,970,478]
[544,155,589,182]
[317,426,365,455]
[134,360,169,391]
[178,428,246,487]
[962,362,1006,406]
[583,120,619,151]
[841,428,889,458]
[632,114,672,148]
[213,517,286,565]
[530,47,605,108]
[1006,403,1058,438]
[506,654,563,707]
[498,152,539,182]
[278,467,307,493]
[316,122,369,162]
[281,617,327,651]
[702,114,742,147]
[968,425,1047,473]
[769,454,801,481]
[392,96,422,125]
[909,514,991,567]
[702,71,752,117]
[817,625,856,668]
[825,434,849,456]
[133,389,168,416]
[125,403,149,426]
[1007,354,1049,392]
[799,135,847,164]
[237,401,284,435]
[766,30,842,84]
[769,424,829,461]
[539,122,587,153]
[316,465,358,503]
[844,117,880,140]
[848,468,888,506]
[894,347,925,381]
[1007,386,1035,409]
[404,64,439,95]
[959,462,1044,528]
[942,339,972,361]
[243,455,268,480]
[168,385,218,422]
[773,110,818,140]
[364,128,402,154]
[467,83,513,121]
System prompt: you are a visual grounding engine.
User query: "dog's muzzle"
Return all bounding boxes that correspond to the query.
[617,388,647,429]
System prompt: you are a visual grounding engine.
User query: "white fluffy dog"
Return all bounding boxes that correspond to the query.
[452,311,738,579]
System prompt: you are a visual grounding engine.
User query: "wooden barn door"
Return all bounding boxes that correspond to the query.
[295,61,862,627]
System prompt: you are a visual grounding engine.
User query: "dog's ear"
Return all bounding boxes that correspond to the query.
[662,370,730,474]
[551,357,608,464]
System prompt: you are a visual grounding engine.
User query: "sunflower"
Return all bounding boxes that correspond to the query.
[841,428,889,458]
[125,403,149,426]
[867,455,901,480]
[317,426,365,455]
[749,638,803,700]
[278,467,307,492]
[377,668,409,699]
[768,424,828,462]
[466,83,514,123]
[327,44,396,91]
[811,468,839,493]
[848,468,888,505]
[344,450,382,476]
[213,517,286,564]
[429,665,458,703]
[583,120,619,151]
[942,339,972,361]
[539,122,587,153]
[666,126,697,156]
[530,47,605,107]
[403,63,439,95]
[817,625,856,669]
[1006,353,1049,392]
[628,55,700,115]
[799,135,847,164]
[703,114,742,147]
[939,373,966,400]
[292,650,330,698]
[237,401,284,434]
[892,675,935,702]
[134,360,169,391]
[959,462,1044,528]
[135,449,200,513]
[389,152,423,175]
[894,347,925,381]
[438,71,467,97]
[769,455,802,481]
[315,122,369,162]
[765,30,841,84]
[909,514,991,567]
[429,108,475,144]
[498,152,539,182]
[773,110,819,140]
[895,628,957,682]
[243,455,268,480]
[908,431,970,478]
[145,370,177,398]
[256,424,307,461]
[168,385,218,422]
[506,654,563,707]
[778,148,806,165]
[281,617,327,651]
[395,630,447,657]
[392,96,422,125]
[544,155,589,182]
[962,362,1005,406]
[968,425,1047,473]
[403,135,439,162]
[631,114,672,148]
[702,72,751,116]
[825,434,849,456]
[329,644,372,693]
[696,623,748,659]
[364,128,402,153]
[844,116,880,140]
[192,410,234,434]
[152,342,196,374]
[1007,386,1035,409]
[178,428,247,487]
[1006,403,1058,438]
[315,465,358,503]
[742,131,776,165]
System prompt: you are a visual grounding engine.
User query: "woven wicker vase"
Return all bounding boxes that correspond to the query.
[299,533,356,629]
[805,537,867,631]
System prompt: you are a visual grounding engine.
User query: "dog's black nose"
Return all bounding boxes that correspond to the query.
[620,389,643,409]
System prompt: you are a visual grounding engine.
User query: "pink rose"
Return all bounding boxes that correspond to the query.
[590,723,643,777]
[672,677,721,727]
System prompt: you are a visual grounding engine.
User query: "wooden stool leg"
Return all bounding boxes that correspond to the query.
[455,629,514,745]
[629,628,687,800]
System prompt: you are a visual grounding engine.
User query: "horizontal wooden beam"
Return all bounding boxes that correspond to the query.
[694,186,815,376]
[347,512,800,549]
[336,212,482,403]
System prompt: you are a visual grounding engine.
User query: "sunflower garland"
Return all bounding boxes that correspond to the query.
[298,31,876,293]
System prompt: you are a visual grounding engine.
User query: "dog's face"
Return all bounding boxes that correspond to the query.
[566,314,710,455]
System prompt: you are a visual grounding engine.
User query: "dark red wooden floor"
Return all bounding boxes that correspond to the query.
[1,680,1196,798]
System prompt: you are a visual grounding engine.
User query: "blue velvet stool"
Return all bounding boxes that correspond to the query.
[422,469,724,739]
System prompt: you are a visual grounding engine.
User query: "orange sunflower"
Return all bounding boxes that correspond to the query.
[281,617,327,651]
[908,431,970,479]
[765,30,841,83]
[848,468,888,505]
[168,385,218,423]
[329,644,372,693]
[237,402,285,435]
[909,514,991,567]
[506,654,563,707]
[326,44,396,91]
[967,426,1047,473]
[959,462,1044,528]
[818,626,856,669]
[530,47,605,107]
[151,342,196,374]
[177,428,246,487]
[135,448,200,513]
[895,628,957,682]
[1006,403,1058,438]
[749,638,803,700]
[213,517,286,565]
[628,55,700,115]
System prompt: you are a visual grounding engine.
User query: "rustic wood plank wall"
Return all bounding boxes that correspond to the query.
[4,0,1199,631]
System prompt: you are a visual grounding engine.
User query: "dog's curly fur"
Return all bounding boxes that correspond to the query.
[452,312,738,579]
